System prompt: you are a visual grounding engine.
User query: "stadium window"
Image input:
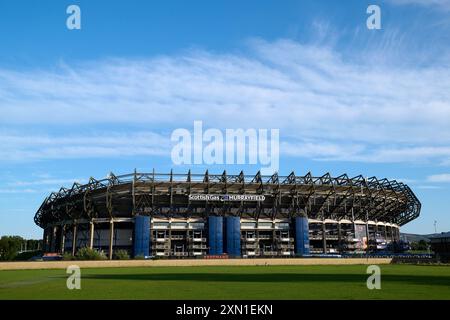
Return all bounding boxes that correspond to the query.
[275,222,289,229]
[241,222,257,229]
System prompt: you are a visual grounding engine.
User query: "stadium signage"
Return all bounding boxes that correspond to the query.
[189,194,265,202]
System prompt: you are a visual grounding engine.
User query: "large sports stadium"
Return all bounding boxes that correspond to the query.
[35,170,421,259]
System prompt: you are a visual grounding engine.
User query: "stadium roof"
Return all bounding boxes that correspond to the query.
[34,170,421,228]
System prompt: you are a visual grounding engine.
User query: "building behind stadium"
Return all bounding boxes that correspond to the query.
[430,232,450,262]
[35,170,421,259]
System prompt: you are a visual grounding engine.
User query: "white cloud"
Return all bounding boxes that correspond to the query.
[0,39,450,164]
[427,173,450,183]
[8,178,86,187]
[0,132,170,162]
[387,0,450,10]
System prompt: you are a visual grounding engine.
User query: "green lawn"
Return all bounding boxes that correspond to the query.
[0,264,449,300]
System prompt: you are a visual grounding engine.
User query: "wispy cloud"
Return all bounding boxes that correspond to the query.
[427,173,450,183]
[387,0,450,10]
[8,178,86,187]
[0,39,449,164]
[0,132,170,162]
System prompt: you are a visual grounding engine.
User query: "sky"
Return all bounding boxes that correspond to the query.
[1,0,450,238]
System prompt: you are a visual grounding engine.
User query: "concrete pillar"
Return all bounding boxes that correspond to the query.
[351,208,356,242]
[365,214,370,253]
[47,227,52,253]
[42,228,47,252]
[109,220,114,260]
[89,221,95,249]
[322,222,327,254]
[72,224,77,256]
[337,222,342,253]
[60,225,66,254]
[352,221,356,242]
[51,226,57,253]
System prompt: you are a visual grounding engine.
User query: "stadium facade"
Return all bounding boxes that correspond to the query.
[34,170,421,259]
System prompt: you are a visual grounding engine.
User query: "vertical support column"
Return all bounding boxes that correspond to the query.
[51,226,57,253]
[72,223,77,256]
[42,228,48,252]
[337,222,342,253]
[322,221,327,254]
[89,220,95,249]
[186,229,190,257]
[168,227,172,256]
[226,216,241,257]
[47,227,51,252]
[208,216,223,255]
[46,228,50,252]
[55,226,60,252]
[134,215,150,257]
[351,208,356,241]
[365,212,370,254]
[295,216,310,256]
[60,225,66,254]
[109,219,114,260]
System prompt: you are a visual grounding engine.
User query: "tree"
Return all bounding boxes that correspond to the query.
[0,236,24,261]
[417,239,429,250]
[410,239,429,251]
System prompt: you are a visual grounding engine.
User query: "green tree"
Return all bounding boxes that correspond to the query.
[0,236,24,261]
[410,240,429,251]
[417,239,429,250]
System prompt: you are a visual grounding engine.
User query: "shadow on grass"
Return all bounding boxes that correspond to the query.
[83,273,450,287]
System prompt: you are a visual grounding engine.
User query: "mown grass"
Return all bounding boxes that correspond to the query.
[0,264,449,300]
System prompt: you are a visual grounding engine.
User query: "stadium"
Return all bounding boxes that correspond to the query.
[34,170,421,259]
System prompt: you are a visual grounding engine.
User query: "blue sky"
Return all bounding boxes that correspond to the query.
[1,0,450,238]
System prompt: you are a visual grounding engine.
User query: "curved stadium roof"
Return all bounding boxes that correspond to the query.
[34,170,421,228]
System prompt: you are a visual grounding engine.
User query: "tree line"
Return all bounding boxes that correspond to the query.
[0,236,42,261]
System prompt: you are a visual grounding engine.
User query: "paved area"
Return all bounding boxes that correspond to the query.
[0,258,392,270]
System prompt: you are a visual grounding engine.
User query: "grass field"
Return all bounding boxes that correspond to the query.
[0,264,449,300]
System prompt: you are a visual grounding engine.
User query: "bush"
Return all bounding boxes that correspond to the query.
[75,247,107,260]
[134,254,145,260]
[114,249,130,260]
[62,252,74,261]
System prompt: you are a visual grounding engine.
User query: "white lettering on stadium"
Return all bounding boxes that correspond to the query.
[188,194,265,202]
